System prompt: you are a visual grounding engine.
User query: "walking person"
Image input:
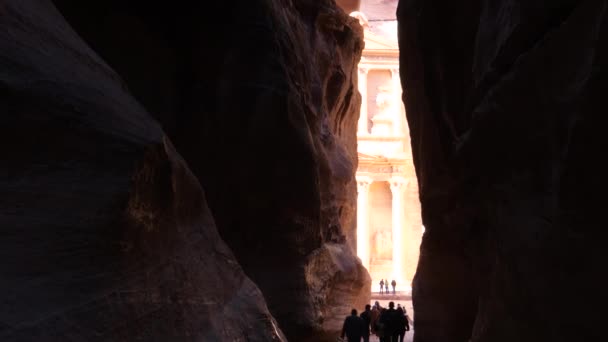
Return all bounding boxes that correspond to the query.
[370,303,381,336]
[360,304,372,342]
[379,279,384,294]
[401,309,411,342]
[379,302,401,342]
[376,307,388,342]
[374,301,382,310]
[341,309,365,342]
[396,307,410,342]
[391,279,397,294]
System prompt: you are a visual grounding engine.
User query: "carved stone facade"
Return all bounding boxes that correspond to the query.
[351,11,422,293]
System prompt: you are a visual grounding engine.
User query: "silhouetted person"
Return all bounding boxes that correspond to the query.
[370,303,381,336]
[391,279,396,294]
[341,308,365,342]
[395,307,410,342]
[377,308,388,342]
[398,308,411,342]
[379,301,400,342]
[379,279,384,294]
[360,304,372,342]
[404,308,412,327]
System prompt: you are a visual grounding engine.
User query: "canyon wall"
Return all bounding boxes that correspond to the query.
[397,1,606,341]
[188,3,372,338]
[335,0,361,13]
[2,0,370,340]
[0,1,285,341]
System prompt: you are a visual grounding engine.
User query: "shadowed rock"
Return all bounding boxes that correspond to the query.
[0,1,285,341]
[398,1,606,341]
[2,0,371,340]
[49,0,372,340]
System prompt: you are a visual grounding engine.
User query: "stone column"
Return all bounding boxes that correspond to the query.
[358,67,369,135]
[390,68,403,137]
[390,176,407,286]
[356,176,372,270]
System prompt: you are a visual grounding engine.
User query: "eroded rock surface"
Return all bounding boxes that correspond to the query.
[0,1,285,341]
[49,1,371,340]
[193,4,372,339]
[335,0,361,13]
[398,1,606,341]
[1,0,371,340]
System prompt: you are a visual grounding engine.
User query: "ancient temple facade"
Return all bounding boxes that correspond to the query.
[351,10,423,293]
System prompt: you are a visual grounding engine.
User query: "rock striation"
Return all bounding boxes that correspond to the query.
[397,1,607,341]
[0,1,285,341]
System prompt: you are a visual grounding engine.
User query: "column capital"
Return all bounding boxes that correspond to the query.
[389,177,408,193]
[356,176,373,190]
[358,66,370,75]
[390,68,400,77]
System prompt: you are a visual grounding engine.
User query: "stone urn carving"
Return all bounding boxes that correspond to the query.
[370,85,395,135]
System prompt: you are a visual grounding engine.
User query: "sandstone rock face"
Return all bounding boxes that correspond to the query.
[191,4,372,338]
[335,0,361,13]
[20,0,371,340]
[397,1,606,341]
[0,1,285,341]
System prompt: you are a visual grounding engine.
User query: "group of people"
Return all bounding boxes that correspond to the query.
[379,279,397,295]
[340,301,411,342]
